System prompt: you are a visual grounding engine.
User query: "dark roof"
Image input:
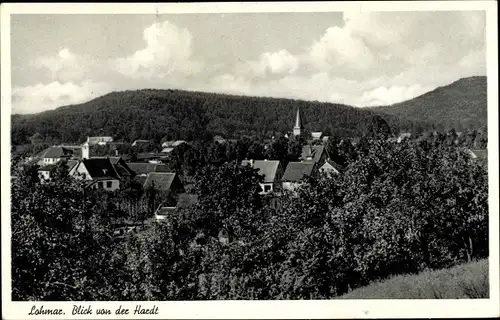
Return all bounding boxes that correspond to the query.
[127,162,170,175]
[241,160,281,183]
[81,158,119,180]
[177,193,199,208]
[301,145,326,163]
[36,146,73,158]
[143,172,178,191]
[115,164,132,177]
[282,162,316,182]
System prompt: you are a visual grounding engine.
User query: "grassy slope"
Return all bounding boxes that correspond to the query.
[372,76,487,130]
[338,259,489,299]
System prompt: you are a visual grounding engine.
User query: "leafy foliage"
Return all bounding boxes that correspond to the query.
[11,135,489,300]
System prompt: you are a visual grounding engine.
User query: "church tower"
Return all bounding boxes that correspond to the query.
[293,108,303,136]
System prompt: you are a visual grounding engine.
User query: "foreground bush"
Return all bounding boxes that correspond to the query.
[338,258,489,299]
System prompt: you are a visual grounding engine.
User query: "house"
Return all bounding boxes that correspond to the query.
[36,146,74,165]
[397,133,412,143]
[161,140,186,148]
[131,139,152,147]
[213,135,226,144]
[154,193,199,221]
[241,159,284,194]
[466,149,488,167]
[86,136,113,146]
[69,158,121,191]
[37,159,78,181]
[311,132,323,141]
[282,161,317,191]
[300,145,327,166]
[319,159,341,176]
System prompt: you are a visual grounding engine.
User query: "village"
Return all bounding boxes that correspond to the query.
[21,107,488,230]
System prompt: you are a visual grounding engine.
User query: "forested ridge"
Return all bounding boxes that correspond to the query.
[372,76,487,130]
[11,88,431,145]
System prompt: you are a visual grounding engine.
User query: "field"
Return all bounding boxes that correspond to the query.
[339,259,489,299]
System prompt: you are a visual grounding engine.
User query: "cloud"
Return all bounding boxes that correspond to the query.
[358,84,432,107]
[32,48,91,82]
[11,81,113,114]
[113,20,202,79]
[303,11,486,80]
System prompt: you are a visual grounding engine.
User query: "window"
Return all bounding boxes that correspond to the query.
[98,181,103,189]
[106,181,112,188]
[263,184,272,193]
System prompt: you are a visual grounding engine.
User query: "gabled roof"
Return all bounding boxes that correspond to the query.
[320,159,341,174]
[471,149,488,160]
[301,145,326,163]
[81,158,119,180]
[143,172,178,192]
[282,162,316,182]
[241,160,281,183]
[127,162,170,175]
[36,146,73,159]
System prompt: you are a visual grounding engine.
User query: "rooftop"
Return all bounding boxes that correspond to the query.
[241,160,281,183]
[143,172,178,191]
[282,161,316,182]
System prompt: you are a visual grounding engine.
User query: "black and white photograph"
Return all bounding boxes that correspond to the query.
[1,2,499,319]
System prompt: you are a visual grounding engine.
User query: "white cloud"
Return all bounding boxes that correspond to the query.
[358,84,432,107]
[11,81,113,114]
[32,48,90,82]
[113,20,202,79]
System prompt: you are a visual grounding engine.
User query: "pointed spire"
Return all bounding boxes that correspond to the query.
[293,108,303,136]
[294,108,303,129]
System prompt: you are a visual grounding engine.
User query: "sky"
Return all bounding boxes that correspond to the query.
[10,11,486,114]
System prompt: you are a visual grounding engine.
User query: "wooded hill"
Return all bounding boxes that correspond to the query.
[372,76,487,131]
[11,89,430,145]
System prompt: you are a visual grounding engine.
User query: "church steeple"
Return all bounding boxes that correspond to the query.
[293,108,303,136]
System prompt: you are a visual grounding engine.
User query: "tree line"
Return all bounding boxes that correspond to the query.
[11,88,435,146]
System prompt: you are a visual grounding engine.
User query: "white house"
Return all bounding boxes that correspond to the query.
[319,159,340,176]
[69,158,121,191]
[36,146,74,166]
[241,159,284,195]
[87,136,113,146]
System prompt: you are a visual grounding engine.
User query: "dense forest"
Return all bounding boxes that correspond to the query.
[11,88,433,146]
[11,135,488,300]
[372,76,487,130]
